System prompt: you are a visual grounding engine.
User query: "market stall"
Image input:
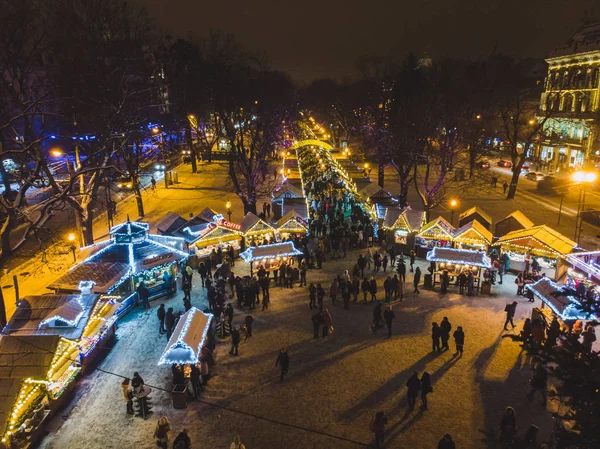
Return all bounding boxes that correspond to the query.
[494,225,577,279]
[3,294,120,372]
[527,277,597,322]
[276,210,308,240]
[383,206,426,249]
[239,241,304,276]
[0,335,80,448]
[239,212,277,248]
[452,220,493,250]
[416,216,456,257]
[272,182,304,212]
[494,210,534,237]
[158,308,213,366]
[458,206,492,230]
[48,220,189,311]
[426,247,492,291]
[556,251,600,305]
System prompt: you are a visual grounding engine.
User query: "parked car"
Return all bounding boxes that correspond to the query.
[476,160,491,169]
[520,164,530,173]
[525,171,545,181]
[497,160,512,168]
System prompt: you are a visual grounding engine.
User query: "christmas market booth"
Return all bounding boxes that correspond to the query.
[426,247,492,291]
[272,181,304,209]
[458,206,492,230]
[239,213,276,248]
[166,208,243,262]
[494,210,534,237]
[494,225,577,279]
[557,251,600,305]
[239,241,303,276]
[276,210,308,240]
[47,220,189,313]
[158,308,213,366]
[526,277,598,325]
[0,335,80,448]
[383,206,426,250]
[416,216,456,257]
[2,293,120,373]
[452,219,493,251]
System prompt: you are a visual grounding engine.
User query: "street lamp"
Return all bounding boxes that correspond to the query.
[50,148,63,158]
[67,233,77,263]
[226,201,232,222]
[572,171,597,243]
[449,199,458,225]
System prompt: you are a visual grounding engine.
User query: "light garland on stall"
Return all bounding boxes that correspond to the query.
[527,278,597,321]
[158,308,213,365]
[494,236,562,258]
[239,241,304,262]
[426,247,492,268]
[453,228,491,245]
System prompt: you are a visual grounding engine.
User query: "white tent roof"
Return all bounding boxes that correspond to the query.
[158,308,213,365]
[426,247,492,268]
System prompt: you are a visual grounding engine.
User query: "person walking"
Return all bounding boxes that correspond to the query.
[383,276,392,303]
[372,302,383,333]
[352,276,360,303]
[275,346,289,381]
[157,303,166,334]
[440,317,452,351]
[503,180,508,195]
[453,326,465,356]
[229,435,246,449]
[230,326,240,356]
[420,372,432,409]
[198,262,208,287]
[153,416,171,449]
[173,429,191,449]
[165,307,175,340]
[504,301,517,330]
[342,288,351,310]
[413,267,421,294]
[361,277,370,303]
[382,254,388,273]
[308,283,316,309]
[383,305,395,338]
[432,322,441,352]
[316,283,325,311]
[438,433,456,449]
[299,260,307,286]
[137,281,150,309]
[370,411,388,449]
[527,363,547,405]
[358,254,367,278]
[120,378,134,415]
[499,406,517,446]
[322,308,333,338]
[369,276,378,302]
[244,315,254,337]
[516,273,525,296]
[467,271,475,296]
[409,250,416,272]
[151,176,157,190]
[440,270,450,294]
[406,372,421,410]
[397,259,406,283]
[262,292,270,311]
[330,277,339,305]
[312,310,323,339]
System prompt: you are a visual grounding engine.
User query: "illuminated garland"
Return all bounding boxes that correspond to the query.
[158,307,213,365]
[426,247,492,268]
[239,241,304,262]
[494,237,562,258]
[453,227,491,245]
[527,278,597,321]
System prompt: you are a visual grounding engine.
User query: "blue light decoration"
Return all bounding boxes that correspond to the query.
[527,278,597,321]
[158,307,213,366]
[239,241,304,263]
[426,247,492,268]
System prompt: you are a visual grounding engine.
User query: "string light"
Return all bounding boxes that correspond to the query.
[426,247,492,268]
[527,278,597,321]
[239,241,304,262]
[158,308,213,365]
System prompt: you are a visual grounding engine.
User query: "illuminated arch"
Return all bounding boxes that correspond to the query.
[289,139,334,150]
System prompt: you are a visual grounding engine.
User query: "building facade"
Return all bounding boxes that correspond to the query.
[538,20,600,169]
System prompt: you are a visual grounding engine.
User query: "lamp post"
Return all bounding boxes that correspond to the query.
[449,199,458,226]
[363,162,369,178]
[226,201,232,222]
[68,233,77,263]
[572,171,597,243]
[153,127,168,189]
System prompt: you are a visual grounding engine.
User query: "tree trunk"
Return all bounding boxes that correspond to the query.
[134,183,144,218]
[0,214,14,258]
[185,126,197,174]
[398,181,409,207]
[506,167,521,200]
[244,201,257,215]
[378,163,385,188]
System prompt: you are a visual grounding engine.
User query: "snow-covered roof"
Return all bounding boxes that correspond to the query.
[383,208,403,229]
[282,198,308,219]
[499,211,534,229]
[0,335,60,378]
[359,183,391,200]
[156,212,188,235]
[383,207,425,232]
[565,251,600,282]
[272,182,303,201]
[527,278,596,321]
[158,308,213,365]
[418,216,455,239]
[458,206,492,226]
[239,242,303,262]
[239,213,275,234]
[495,225,576,256]
[453,220,493,245]
[197,207,220,223]
[276,210,308,230]
[426,247,492,268]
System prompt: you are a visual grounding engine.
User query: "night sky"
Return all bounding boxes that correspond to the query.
[137,0,595,82]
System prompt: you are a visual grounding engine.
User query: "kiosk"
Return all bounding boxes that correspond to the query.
[239,242,304,276]
[416,216,455,257]
[426,247,492,291]
[453,220,493,251]
[239,213,277,248]
[276,210,308,240]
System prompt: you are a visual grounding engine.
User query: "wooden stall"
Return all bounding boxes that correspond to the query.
[452,219,493,251]
[527,277,597,323]
[276,210,308,240]
[416,216,456,257]
[239,242,304,277]
[494,210,534,237]
[239,213,277,248]
[158,308,213,366]
[383,206,426,250]
[426,247,492,291]
[458,206,492,230]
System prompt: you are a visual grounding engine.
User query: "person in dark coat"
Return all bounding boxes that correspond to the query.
[453,326,465,356]
[342,288,351,310]
[312,310,323,338]
[406,372,421,410]
[397,259,406,282]
[431,322,441,352]
[440,317,452,350]
[275,346,290,381]
[467,271,475,296]
[383,276,392,303]
[504,301,517,330]
[420,372,432,408]
[358,255,367,278]
[440,270,450,294]
[230,326,241,356]
[244,315,254,337]
[225,303,234,328]
[383,305,395,337]
[369,277,377,302]
[372,302,383,333]
[413,267,421,294]
[316,283,325,311]
[137,282,150,309]
[438,433,456,449]
[165,308,176,340]
[157,303,166,334]
[308,283,317,309]
[409,250,416,272]
[499,407,517,445]
[361,277,370,303]
[190,365,203,397]
[370,411,388,449]
[198,262,208,287]
[173,429,191,449]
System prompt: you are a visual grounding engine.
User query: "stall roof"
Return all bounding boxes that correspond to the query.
[156,212,188,235]
[158,308,213,365]
[0,335,60,378]
[3,295,99,339]
[495,225,576,256]
[239,213,275,234]
[276,210,308,229]
[197,207,220,223]
[0,378,23,435]
[501,211,534,229]
[458,206,492,226]
[453,220,493,245]
[565,251,600,283]
[272,182,304,201]
[383,207,425,232]
[426,247,492,268]
[282,198,308,219]
[383,208,403,229]
[418,216,455,238]
[527,278,596,321]
[239,241,304,262]
[359,183,392,200]
[48,261,131,294]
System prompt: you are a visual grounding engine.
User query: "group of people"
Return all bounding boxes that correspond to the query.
[432,317,465,356]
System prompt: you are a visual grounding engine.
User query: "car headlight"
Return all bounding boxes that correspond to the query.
[117,183,122,188]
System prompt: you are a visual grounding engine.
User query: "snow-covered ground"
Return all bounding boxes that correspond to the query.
[39,253,555,449]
